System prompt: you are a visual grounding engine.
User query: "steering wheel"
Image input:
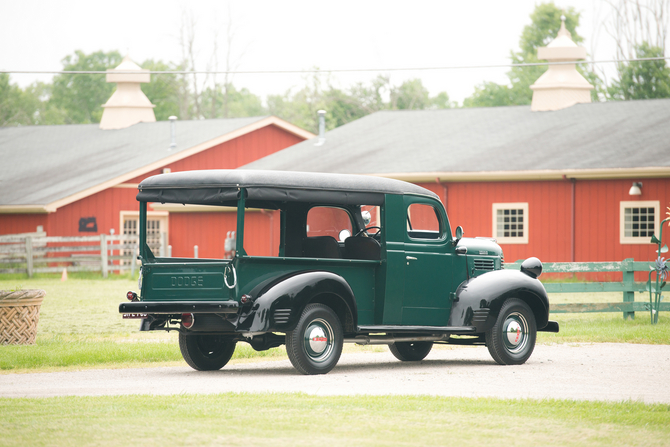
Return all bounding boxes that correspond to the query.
[355,226,382,238]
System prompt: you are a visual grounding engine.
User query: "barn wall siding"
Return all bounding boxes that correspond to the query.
[418,180,573,263]
[0,214,49,236]
[575,178,670,281]
[49,187,140,237]
[123,124,303,185]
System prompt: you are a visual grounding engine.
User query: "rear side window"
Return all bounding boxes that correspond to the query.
[306,207,353,241]
[407,203,442,240]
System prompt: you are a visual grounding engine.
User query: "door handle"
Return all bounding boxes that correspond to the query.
[406,256,417,261]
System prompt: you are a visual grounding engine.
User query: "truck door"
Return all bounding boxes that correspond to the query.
[401,198,457,326]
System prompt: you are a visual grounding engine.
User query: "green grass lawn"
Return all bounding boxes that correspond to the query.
[1,274,669,373]
[2,275,670,446]
[1,394,668,447]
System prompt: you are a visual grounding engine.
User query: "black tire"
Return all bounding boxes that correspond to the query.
[178,333,236,371]
[486,298,537,365]
[286,304,343,375]
[389,341,433,361]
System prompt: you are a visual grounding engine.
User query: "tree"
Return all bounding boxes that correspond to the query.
[0,73,37,126]
[140,59,184,121]
[49,50,122,124]
[600,0,670,99]
[463,3,597,107]
[608,42,670,99]
[269,74,454,133]
[200,83,265,119]
[462,82,517,108]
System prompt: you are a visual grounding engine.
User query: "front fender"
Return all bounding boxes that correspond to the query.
[235,271,357,334]
[448,269,550,332]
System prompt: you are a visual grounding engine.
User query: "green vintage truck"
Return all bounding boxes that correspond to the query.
[120,169,558,375]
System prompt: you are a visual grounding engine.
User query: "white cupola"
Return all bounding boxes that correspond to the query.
[99,56,156,129]
[530,17,594,111]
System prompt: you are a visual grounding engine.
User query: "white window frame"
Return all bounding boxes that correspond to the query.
[492,203,529,244]
[620,201,659,244]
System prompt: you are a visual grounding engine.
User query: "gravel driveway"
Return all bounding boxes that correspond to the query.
[2,343,669,403]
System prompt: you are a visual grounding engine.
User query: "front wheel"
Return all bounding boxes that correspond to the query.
[486,298,536,365]
[389,341,433,361]
[286,304,343,375]
[179,333,237,371]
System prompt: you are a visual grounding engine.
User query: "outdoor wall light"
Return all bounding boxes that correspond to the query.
[629,182,643,196]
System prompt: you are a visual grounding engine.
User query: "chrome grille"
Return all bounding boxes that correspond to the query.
[474,258,495,271]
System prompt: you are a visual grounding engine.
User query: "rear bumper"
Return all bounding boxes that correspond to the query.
[119,300,239,314]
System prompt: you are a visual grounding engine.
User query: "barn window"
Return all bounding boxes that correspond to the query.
[620,201,659,244]
[492,203,529,244]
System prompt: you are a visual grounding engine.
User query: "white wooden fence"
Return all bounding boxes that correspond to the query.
[0,233,140,278]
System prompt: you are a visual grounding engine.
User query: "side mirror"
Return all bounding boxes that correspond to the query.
[361,210,372,226]
[453,226,464,245]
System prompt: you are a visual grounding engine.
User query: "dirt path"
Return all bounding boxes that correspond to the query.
[2,343,669,403]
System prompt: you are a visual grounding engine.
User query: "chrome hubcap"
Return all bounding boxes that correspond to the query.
[503,312,529,354]
[304,318,334,363]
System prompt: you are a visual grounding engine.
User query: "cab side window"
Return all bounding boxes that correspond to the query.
[306,207,352,240]
[302,206,353,259]
[407,203,443,240]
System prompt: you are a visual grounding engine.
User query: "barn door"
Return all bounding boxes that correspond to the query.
[121,212,169,257]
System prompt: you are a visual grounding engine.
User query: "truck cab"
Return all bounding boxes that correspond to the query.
[120,169,558,374]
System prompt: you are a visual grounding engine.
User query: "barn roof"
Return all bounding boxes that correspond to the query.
[242,99,670,182]
[0,116,313,212]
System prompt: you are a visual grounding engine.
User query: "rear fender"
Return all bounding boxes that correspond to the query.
[448,269,550,332]
[235,271,357,334]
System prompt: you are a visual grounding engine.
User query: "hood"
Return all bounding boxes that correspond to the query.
[456,237,502,257]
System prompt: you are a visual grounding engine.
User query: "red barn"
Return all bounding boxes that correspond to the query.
[0,116,313,258]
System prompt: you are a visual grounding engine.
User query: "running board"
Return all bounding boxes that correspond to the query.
[356,325,476,334]
[345,334,449,345]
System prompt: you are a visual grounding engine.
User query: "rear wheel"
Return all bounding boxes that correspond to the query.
[179,333,236,371]
[389,341,433,361]
[286,304,343,375]
[486,298,536,365]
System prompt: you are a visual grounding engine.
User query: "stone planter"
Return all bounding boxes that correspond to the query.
[0,289,45,345]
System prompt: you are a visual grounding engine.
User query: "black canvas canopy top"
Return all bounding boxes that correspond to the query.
[137,169,439,207]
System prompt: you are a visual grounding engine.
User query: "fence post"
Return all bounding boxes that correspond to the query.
[194,245,199,259]
[25,236,33,278]
[100,234,108,278]
[130,241,137,278]
[622,258,635,320]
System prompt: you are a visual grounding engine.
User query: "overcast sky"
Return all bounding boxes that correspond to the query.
[0,0,638,106]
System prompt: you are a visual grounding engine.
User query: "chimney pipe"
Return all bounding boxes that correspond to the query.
[315,110,326,146]
[169,116,177,150]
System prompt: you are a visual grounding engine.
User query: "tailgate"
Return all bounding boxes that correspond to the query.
[140,259,234,302]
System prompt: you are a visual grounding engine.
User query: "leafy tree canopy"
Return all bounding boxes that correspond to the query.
[50,50,122,123]
[140,59,184,121]
[463,2,590,107]
[269,74,454,133]
[608,42,670,100]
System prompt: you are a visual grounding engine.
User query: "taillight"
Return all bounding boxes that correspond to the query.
[181,313,195,329]
[126,291,138,301]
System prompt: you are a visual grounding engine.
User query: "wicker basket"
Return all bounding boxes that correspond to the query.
[0,289,46,345]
